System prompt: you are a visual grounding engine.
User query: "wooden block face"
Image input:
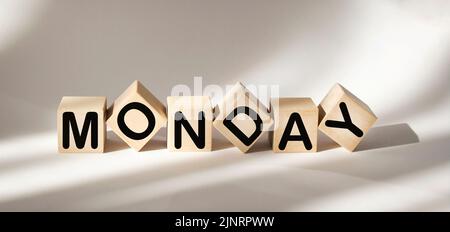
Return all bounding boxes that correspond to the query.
[271,98,318,153]
[107,81,167,151]
[167,96,213,152]
[213,82,273,153]
[57,96,106,153]
[318,84,377,151]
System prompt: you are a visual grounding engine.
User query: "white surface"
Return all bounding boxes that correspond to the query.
[0,0,449,211]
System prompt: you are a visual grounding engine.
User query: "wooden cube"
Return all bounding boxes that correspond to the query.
[57,96,107,153]
[167,96,213,152]
[213,82,273,153]
[270,98,318,153]
[318,83,377,151]
[107,80,167,151]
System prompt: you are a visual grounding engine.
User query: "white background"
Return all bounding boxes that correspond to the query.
[0,0,449,211]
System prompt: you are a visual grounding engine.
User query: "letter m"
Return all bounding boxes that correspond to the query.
[62,112,98,149]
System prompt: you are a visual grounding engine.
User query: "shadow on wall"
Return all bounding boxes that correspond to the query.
[0,131,443,211]
[380,51,450,123]
[356,123,419,152]
[0,0,358,139]
[92,134,448,211]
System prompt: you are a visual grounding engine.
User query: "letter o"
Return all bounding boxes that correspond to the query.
[117,102,155,140]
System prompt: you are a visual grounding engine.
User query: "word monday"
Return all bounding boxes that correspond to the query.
[57,81,377,153]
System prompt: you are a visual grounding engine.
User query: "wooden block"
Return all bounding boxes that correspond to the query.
[270,98,318,153]
[318,83,377,151]
[167,96,213,152]
[107,80,167,151]
[57,96,107,153]
[213,82,273,153]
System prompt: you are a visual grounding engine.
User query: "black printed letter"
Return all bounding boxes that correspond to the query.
[117,102,156,140]
[223,106,263,146]
[278,113,312,150]
[62,112,98,149]
[325,102,363,137]
[174,111,206,149]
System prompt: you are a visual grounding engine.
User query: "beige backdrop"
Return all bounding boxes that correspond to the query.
[0,0,449,211]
